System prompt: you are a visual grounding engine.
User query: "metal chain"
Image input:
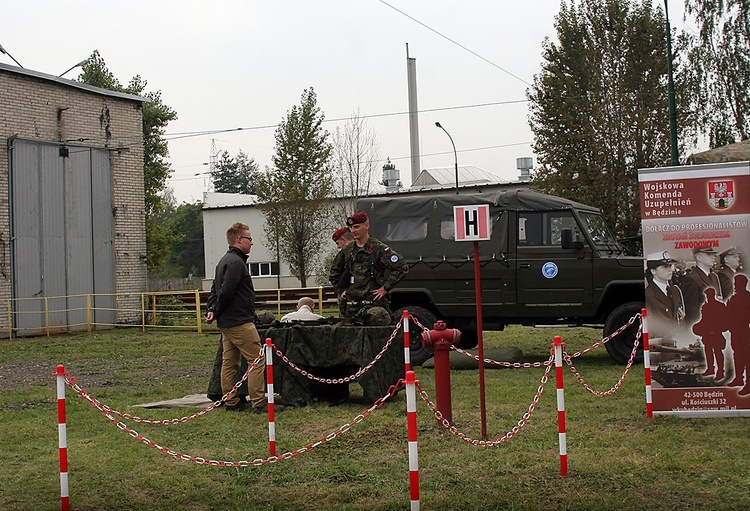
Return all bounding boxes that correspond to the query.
[563,323,643,397]
[415,356,553,446]
[408,314,432,336]
[450,346,552,368]
[80,379,405,467]
[63,351,266,425]
[565,313,640,359]
[273,317,403,384]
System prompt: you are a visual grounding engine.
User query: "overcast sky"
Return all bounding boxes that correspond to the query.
[3,0,691,203]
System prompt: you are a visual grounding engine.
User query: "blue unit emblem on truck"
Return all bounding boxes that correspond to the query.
[542,262,558,279]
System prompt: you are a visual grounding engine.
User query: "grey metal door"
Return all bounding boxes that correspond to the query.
[9,139,115,335]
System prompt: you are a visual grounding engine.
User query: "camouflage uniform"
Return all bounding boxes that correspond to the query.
[329,237,409,318]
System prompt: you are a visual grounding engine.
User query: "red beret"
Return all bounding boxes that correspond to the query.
[346,211,368,226]
[332,227,349,241]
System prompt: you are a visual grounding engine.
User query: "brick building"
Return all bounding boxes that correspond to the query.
[0,62,148,336]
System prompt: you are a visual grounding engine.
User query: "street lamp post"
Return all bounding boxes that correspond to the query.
[0,44,24,68]
[59,59,89,78]
[435,121,459,194]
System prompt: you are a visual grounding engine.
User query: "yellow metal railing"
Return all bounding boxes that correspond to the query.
[3,287,336,339]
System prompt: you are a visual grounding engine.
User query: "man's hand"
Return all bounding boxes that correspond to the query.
[206,311,215,324]
[371,286,387,301]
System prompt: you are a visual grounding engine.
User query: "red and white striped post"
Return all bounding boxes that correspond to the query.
[56,365,70,511]
[553,336,568,477]
[405,370,420,510]
[264,338,277,456]
[402,309,411,373]
[641,308,653,419]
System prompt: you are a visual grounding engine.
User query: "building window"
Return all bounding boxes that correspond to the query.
[250,261,280,277]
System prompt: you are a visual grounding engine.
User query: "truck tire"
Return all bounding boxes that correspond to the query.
[603,302,645,364]
[457,328,479,350]
[393,306,438,366]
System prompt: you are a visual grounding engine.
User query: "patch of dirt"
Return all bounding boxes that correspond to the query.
[0,358,212,392]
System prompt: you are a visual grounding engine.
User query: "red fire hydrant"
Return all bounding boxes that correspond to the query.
[422,321,461,424]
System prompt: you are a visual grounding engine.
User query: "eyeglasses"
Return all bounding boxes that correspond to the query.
[239,235,253,242]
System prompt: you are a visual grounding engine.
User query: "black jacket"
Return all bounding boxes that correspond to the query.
[206,246,256,329]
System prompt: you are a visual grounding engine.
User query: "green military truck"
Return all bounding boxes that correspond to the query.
[357,189,645,365]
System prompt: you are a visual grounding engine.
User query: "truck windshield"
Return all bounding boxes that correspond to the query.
[579,212,622,254]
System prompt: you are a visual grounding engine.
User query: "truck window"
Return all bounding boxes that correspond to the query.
[518,211,579,246]
[376,216,429,242]
[578,212,619,247]
[440,216,455,240]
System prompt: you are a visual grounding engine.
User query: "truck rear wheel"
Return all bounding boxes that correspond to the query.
[603,302,645,364]
[393,306,437,366]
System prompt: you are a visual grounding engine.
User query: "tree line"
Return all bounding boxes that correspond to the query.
[79,0,748,284]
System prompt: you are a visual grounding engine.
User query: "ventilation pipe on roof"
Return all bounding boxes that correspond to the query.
[382,158,402,193]
[516,157,533,182]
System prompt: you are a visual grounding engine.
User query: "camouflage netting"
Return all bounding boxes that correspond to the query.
[207,324,403,407]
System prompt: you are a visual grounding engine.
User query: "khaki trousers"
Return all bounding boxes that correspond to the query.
[219,322,266,408]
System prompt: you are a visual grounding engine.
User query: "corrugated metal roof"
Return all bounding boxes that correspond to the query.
[202,192,257,209]
[412,165,509,189]
[687,139,750,165]
[0,62,146,102]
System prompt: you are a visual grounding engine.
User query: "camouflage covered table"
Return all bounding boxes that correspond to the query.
[206,324,402,407]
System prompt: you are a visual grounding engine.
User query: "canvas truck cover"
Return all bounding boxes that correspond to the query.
[357,189,600,259]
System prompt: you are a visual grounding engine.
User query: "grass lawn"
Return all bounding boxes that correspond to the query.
[1,324,749,510]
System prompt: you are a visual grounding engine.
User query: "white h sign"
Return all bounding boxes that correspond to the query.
[453,204,491,241]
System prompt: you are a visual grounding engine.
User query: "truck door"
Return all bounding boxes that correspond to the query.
[516,211,593,310]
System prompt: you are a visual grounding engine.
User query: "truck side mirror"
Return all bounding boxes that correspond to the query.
[561,228,584,250]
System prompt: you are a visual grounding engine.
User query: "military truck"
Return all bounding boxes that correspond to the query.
[357,189,645,364]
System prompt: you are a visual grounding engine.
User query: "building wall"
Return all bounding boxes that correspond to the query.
[0,67,147,331]
[201,195,317,290]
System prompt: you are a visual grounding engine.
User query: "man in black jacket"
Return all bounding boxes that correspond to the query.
[206,222,273,412]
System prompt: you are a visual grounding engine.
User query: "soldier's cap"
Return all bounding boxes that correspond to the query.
[346,211,369,226]
[646,251,677,268]
[332,227,349,241]
[719,246,740,259]
[692,246,717,255]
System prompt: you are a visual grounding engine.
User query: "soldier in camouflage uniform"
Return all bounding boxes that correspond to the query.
[329,211,409,319]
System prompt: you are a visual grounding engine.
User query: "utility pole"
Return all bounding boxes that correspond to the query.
[665,0,679,166]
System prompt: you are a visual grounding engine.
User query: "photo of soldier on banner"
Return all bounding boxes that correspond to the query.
[638,161,750,416]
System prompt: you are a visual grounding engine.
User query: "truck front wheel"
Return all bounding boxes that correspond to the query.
[603,302,645,364]
[393,306,438,366]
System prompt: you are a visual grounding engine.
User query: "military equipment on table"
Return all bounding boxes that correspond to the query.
[365,306,393,326]
[358,189,645,365]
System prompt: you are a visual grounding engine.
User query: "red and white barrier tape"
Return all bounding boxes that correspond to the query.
[405,370,420,510]
[402,310,412,373]
[641,309,653,418]
[56,365,69,511]
[265,338,277,456]
[553,337,568,477]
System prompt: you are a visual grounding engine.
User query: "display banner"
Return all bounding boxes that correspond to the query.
[638,161,750,416]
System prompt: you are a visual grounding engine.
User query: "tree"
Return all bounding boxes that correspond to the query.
[677,0,750,146]
[528,0,677,238]
[78,50,178,274]
[210,150,260,194]
[165,202,205,278]
[331,109,382,220]
[255,88,334,287]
